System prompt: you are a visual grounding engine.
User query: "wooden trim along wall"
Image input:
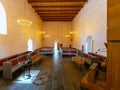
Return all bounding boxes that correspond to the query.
[107,0,120,90]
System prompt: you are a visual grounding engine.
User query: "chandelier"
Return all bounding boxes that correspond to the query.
[17,0,32,26]
[17,19,32,26]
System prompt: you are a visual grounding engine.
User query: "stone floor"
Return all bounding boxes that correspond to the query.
[0,51,88,90]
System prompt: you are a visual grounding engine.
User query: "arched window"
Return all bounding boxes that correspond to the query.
[0,2,7,35]
[27,39,33,51]
[85,35,93,53]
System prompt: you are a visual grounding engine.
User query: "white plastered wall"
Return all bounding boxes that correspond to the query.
[42,21,72,47]
[0,0,43,58]
[72,0,107,56]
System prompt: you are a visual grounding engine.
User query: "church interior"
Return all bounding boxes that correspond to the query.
[0,0,120,90]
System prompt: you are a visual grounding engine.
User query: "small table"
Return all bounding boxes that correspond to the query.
[80,73,106,90]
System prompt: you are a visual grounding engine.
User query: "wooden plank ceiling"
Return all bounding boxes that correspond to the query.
[28,0,87,21]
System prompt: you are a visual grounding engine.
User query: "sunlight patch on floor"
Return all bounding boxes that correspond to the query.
[12,70,40,84]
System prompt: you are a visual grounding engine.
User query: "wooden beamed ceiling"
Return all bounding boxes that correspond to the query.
[28,0,87,21]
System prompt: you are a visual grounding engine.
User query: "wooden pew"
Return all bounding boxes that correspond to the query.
[80,73,106,90]
[30,51,43,64]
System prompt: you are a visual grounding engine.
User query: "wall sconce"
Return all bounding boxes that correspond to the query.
[38,31,46,34]
[42,38,44,41]
[45,35,50,37]
[64,35,70,38]
[69,31,75,34]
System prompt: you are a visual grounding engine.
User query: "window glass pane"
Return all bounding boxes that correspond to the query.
[0,2,7,35]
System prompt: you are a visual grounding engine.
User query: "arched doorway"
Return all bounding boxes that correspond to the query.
[85,35,93,53]
[54,40,59,50]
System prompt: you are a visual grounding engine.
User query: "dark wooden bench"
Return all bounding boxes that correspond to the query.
[30,51,43,64]
[0,51,31,71]
[72,56,85,68]
[88,53,107,63]
[1,51,31,79]
[60,47,78,56]
[80,73,106,90]
[83,53,98,65]
[38,47,54,55]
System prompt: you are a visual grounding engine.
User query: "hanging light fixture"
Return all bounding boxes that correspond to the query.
[17,0,32,26]
[17,19,32,26]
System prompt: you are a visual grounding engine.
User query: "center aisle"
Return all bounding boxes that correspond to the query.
[39,50,87,90]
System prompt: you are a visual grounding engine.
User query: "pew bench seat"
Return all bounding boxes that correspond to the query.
[72,56,85,68]
[2,54,28,80]
[31,54,43,63]
[3,58,24,79]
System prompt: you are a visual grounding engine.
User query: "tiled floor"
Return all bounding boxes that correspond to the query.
[0,51,88,90]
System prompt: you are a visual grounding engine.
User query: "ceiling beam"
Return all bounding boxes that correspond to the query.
[28,0,87,3]
[36,10,80,12]
[41,17,73,19]
[33,6,82,8]
[38,14,76,16]
[43,20,72,21]
[37,11,78,14]
[30,2,85,7]
[35,7,81,11]
[28,0,87,21]
[42,19,72,21]
[39,18,74,20]
[40,16,73,18]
